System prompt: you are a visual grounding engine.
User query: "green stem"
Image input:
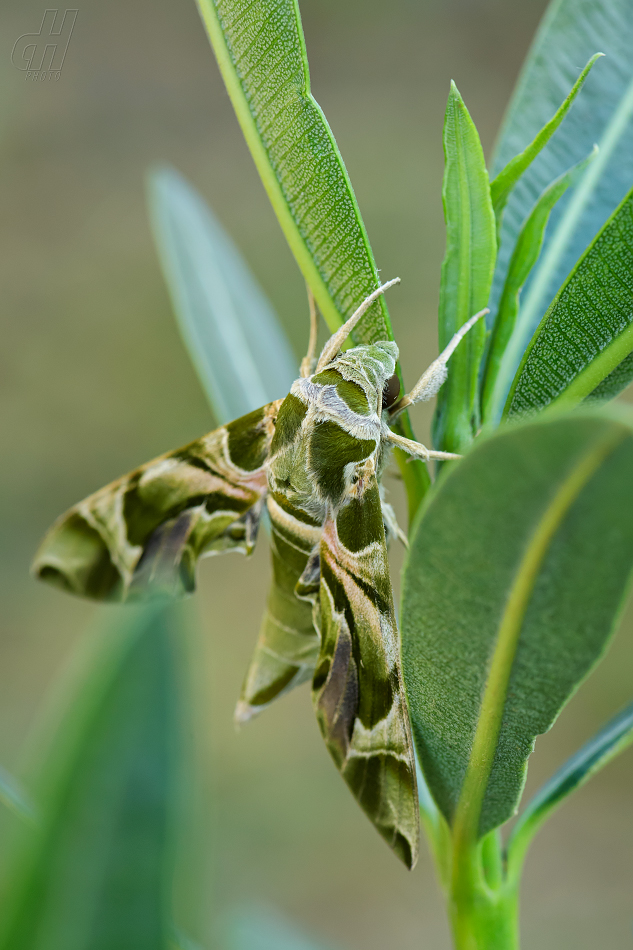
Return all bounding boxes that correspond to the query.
[449,834,520,950]
[449,884,519,950]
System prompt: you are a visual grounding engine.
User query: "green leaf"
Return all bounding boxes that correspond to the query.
[194,0,393,345]
[194,0,430,517]
[224,905,338,950]
[0,603,182,950]
[505,186,633,418]
[0,767,37,825]
[490,0,633,402]
[490,54,602,227]
[148,166,297,423]
[586,349,633,403]
[482,148,597,425]
[401,408,633,841]
[507,700,633,878]
[432,83,496,454]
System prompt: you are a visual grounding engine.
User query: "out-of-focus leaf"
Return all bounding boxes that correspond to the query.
[490,0,633,403]
[490,54,601,227]
[506,187,633,417]
[171,931,203,950]
[0,603,182,950]
[0,767,37,825]
[194,0,393,345]
[401,408,633,841]
[507,700,633,877]
[432,83,496,455]
[148,166,296,423]
[482,148,597,425]
[225,905,337,950]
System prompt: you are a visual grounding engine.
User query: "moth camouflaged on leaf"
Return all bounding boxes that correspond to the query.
[33,281,484,868]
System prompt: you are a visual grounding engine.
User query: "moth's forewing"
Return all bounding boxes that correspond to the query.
[33,402,280,600]
[314,478,420,869]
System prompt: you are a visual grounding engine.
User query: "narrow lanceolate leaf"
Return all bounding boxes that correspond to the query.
[506,186,633,418]
[0,604,181,950]
[482,149,597,425]
[194,0,391,345]
[490,0,633,398]
[489,54,601,227]
[194,0,430,516]
[401,408,633,839]
[148,166,296,423]
[432,83,496,455]
[507,700,633,876]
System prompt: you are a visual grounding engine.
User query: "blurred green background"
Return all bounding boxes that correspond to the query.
[2,1,633,947]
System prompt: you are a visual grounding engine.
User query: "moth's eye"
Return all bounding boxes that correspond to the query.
[382,374,401,409]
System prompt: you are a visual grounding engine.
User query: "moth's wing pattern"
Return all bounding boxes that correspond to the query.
[236,493,321,720]
[33,403,280,601]
[314,476,420,868]
[237,393,322,720]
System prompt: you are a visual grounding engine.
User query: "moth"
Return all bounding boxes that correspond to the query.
[33,279,484,869]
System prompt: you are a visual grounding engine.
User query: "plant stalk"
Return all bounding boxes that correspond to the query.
[448,833,520,950]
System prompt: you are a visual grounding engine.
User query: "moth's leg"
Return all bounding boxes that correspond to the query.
[381,499,408,548]
[385,430,461,462]
[389,307,488,421]
[316,278,400,372]
[300,285,320,378]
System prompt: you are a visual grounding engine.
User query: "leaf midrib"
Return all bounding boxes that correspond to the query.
[196,0,393,340]
[451,428,626,847]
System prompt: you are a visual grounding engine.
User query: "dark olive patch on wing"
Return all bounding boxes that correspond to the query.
[337,484,383,552]
[269,490,321,527]
[227,405,270,470]
[36,512,123,600]
[270,393,307,454]
[310,422,375,503]
[249,665,300,707]
[123,483,190,545]
[344,754,415,869]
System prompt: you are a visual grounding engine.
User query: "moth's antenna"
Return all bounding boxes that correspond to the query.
[389,308,488,420]
[300,285,319,378]
[315,278,400,372]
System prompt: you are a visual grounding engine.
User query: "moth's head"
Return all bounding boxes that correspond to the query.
[322,340,400,413]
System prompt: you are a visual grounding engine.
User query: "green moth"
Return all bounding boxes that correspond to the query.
[33,280,484,868]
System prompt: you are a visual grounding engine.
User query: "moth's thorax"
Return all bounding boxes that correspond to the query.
[267,341,398,515]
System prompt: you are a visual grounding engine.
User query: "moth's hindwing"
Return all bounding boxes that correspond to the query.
[33,402,280,601]
[236,492,321,721]
[314,476,420,869]
[237,392,322,720]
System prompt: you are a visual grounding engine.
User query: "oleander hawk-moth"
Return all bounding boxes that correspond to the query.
[33,280,483,869]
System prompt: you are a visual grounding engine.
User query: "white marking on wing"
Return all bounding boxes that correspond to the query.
[267,495,322,546]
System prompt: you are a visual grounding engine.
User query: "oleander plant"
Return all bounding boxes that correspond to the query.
[4,0,633,948]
